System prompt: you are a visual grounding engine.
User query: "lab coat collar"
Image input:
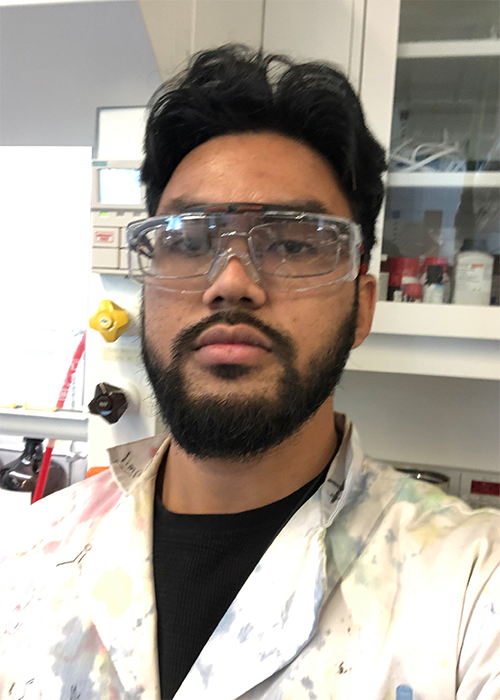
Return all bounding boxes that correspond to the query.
[106,411,353,522]
[98,412,389,700]
[107,432,170,495]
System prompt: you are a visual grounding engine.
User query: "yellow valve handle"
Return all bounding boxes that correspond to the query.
[89,300,130,343]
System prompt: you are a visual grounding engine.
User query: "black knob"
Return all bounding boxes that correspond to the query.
[88,383,128,424]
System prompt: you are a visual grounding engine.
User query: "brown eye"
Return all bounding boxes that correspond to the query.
[269,239,317,256]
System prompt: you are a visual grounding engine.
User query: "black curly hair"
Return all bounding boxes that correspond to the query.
[141,44,386,265]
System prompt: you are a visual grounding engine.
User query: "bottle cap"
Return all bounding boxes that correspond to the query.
[460,239,488,253]
[389,257,419,285]
[423,256,448,273]
[24,437,44,444]
[426,265,443,284]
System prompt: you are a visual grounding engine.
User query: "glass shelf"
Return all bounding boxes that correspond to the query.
[398,39,500,59]
[388,172,500,188]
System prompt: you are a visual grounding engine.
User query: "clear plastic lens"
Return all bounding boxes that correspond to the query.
[249,222,347,277]
[136,220,215,279]
[128,213,359,290]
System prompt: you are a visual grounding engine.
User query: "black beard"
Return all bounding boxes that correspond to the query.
[141,293,358,461]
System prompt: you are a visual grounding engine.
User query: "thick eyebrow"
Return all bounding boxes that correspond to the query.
[156,197,206,215]
[279,199,329,214]
[156,197,330,216]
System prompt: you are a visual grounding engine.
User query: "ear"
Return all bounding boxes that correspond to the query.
[352,274,377,349]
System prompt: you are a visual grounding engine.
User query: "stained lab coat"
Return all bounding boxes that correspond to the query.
[1,415,499,700]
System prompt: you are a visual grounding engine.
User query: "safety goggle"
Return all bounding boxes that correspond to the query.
[127,203,362,293]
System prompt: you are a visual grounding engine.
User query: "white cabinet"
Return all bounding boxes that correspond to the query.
[262,0,364,82]
[336,0,500,490]
[193,1,263,52]
[137,1,265,81]
[138,0,365,88]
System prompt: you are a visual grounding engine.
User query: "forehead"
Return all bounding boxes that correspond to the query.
[156,132,352,218]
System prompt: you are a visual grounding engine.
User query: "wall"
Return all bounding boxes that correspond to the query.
[0,0,161,146]
[336,371,500,472]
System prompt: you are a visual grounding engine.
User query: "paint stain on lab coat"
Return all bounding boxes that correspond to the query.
[43,540,61,555]
[92,567,133,617]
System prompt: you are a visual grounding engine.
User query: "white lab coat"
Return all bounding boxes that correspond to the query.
[1,414,499,700]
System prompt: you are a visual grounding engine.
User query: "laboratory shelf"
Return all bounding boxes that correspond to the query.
[346,332,499,381]
[371,302,500,341]
[387,172,500,189]
[0,408,88,442]
[345,303,500,381]
[398,39,500,59]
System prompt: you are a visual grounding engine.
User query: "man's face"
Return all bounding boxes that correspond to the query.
[142,132,376,460]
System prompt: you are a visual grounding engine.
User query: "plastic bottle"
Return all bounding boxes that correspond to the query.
[423,265,444,304]
[0,437,67,503]
[378,254,390,301]
[388,257,420,301]
[388,271,403,301]
[453,240,494,306]
[402,283,422,303]
[421,257,450,303]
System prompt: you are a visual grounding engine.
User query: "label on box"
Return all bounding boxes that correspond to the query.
[471,480,500,496]
[93,228,118,246]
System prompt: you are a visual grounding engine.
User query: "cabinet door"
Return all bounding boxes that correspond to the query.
[192,0,264,53]
[352,0,500,381]
[262,0,362,82]
[139,0,360,86]
[138,1,265,81]
[364,0,500,308]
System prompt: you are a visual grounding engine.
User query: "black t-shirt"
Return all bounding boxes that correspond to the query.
[152,458,330,700]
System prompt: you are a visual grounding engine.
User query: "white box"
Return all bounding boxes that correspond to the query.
[119,227,128,248]
[120,248,140,273]
[91,247,119,269]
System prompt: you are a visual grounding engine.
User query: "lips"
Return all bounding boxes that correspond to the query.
[194,325,272,351]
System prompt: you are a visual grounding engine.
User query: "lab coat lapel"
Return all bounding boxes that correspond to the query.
[174,489,325,700]
[313,420,396,575]
[175,421,397,700]
[79,416,394,700]
[325,429,400,593]
[81,446,165,700]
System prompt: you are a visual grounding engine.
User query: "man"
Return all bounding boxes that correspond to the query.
[1,45,499,700]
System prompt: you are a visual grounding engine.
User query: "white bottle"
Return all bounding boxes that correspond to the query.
[453,246,494,306]
[423,265,444,304]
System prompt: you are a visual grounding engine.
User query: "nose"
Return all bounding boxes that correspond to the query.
[202,254,267,309]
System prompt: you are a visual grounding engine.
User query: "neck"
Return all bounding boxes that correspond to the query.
[161,400,340,514]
